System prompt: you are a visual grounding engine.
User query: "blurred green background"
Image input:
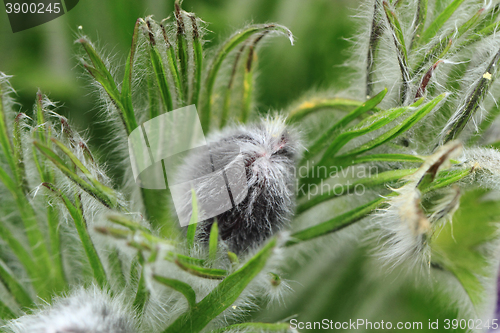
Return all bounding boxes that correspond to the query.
[0,1,467,331]
[0,0,356,139]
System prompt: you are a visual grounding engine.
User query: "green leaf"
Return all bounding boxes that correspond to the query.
[175,1,189,101]
[189,15,203,106]
[43,183,108,288]
[412,0,428,48]
[174,259,227,280]
[107,214,150,233]
[350,153,424,164]
[287,198,386,246]
[166,252,205,266]
[0,221,38,290]
[220,44,245,129]
[159,20,184,105]
[304,88,387,161]
[296,168,417,215]
[413,8,483,77]
[148,45,174,112]
[366,0,384,97]
[47,204,66,289]
[383,1,410,101]
[133,255,150,314]
[187,189,198,249]
[153,274,196,308]
[0,81,17,185]
[163,238,276,333]
[287,98,363,124]
[418,0,466,46]
[0,299,15,320]
[77,38,137,134]
[339,93,445,158]
[322,103,413,159]
[12,113,28,194]
[201,24,293,132]
[51,138,117,207]
[120,19,140,133]
[431,188,500,307]
[34,140,115,208]
[208,222,219,263]
[0,259,33,309]
[227,251,239,265]
[107,248,126,289]
[442,48,500,143]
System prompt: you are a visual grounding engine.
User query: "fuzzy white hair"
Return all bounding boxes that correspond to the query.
[3,286,137,333]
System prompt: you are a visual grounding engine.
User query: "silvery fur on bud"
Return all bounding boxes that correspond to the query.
[174,116,302,253]
[4,287,137,333]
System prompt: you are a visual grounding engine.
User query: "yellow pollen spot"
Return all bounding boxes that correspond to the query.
[483,72,492,80]
[299,101,316,109]
[232,305,237,309]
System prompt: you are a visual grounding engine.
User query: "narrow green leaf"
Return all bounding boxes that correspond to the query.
[422,167,473,193]
[133,255,149,314]
[459,21,500,51]
[322,103,412,159]
[51,138,117,206]
[287,198,386,246]
[164,238,276,333]
[304,88,387,161]
[120,18,140,133]
[166,252,205,266]
[0,300,15,320]
[413,8,483,76]
[0,260,33,309]
[0,81,17,184]
[149,45,174,112]
[418,0,466,46]
[43,183,107,288]
[12,113,28,193]
[187,189,198,248]
[443,48,500,143]
[153,274,196,308]
[227,251,239,265]
[175,1,189,101]
[201,24,293,132]
[366,0,384,97]
[189,14,203,107]
[77,38,136,134]
[107,215,150,233]
[469,102,500,145]
[240,32,267,123]
[34,141,114,208]
[0,222,38,288]
[351,153,424,164]
[383,1,410,102]
[108,248,126,289]
[411,0,428,48]
[159,20,184,105]
[221,44,245,129]
[340,93,445,157]
[287,98,362,124]
[147,70,160,120]
[208,222,219,263]
[296,168,417,215]
[47,204,66,288]
[174,259,227,280]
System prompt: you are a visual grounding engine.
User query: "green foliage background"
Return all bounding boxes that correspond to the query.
[0,0,490,332]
